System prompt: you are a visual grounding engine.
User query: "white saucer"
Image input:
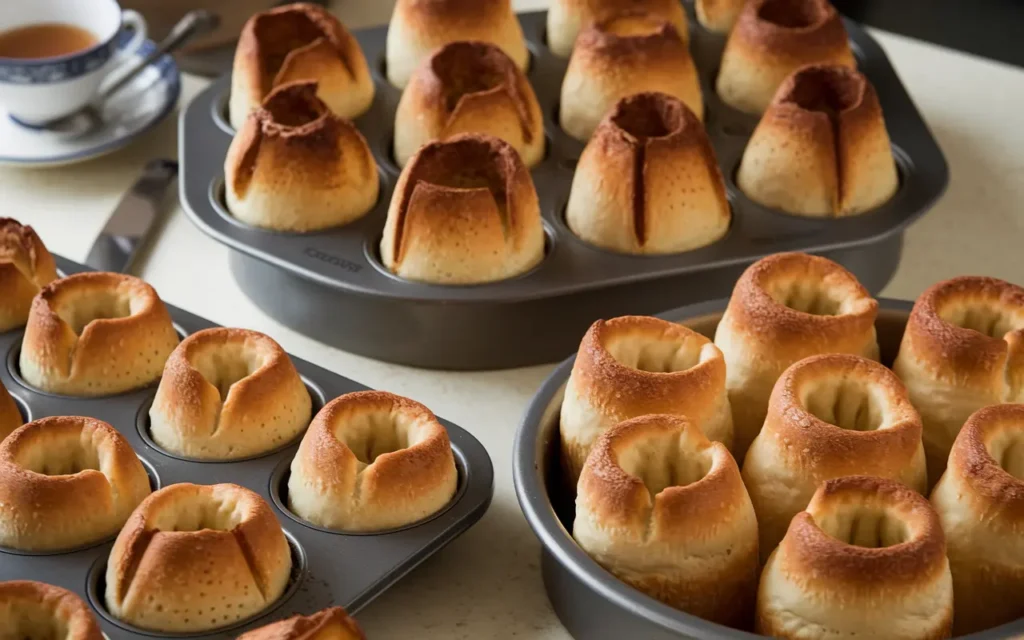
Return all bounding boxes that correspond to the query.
[0,38,181,168]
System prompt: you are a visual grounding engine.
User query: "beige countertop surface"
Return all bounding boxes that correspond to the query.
[3,1,1024,637]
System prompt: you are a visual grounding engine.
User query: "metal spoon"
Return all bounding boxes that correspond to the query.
[39,10,220,137]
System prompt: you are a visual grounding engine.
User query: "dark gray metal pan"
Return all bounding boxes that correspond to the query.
[0,256,494,639]
[513,297,1024,639]
[179,3,948,370]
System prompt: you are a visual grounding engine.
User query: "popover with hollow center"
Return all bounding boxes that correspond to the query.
[0,580,103,640]
[560,315,733,486]
[0,416,151,551]
[743,354,927,561]
[394,41,544,168]
[380,133,545,284]
[566,92,730,255]
[574,414,758,627]
[714,252,879,460]
[931,404,1024,635]
[288,391,458,532]
[546,0,689,57]
[717,0,855,114]
[149,327,312,460]
[105,482,292,633]
[0,383,20,441]
[19,272,180,396]
[0,218,57,333]
[225,80,379,232]
[560,13,702,142]
[229,2,374,128]
[695,0,746,33]
[757,475,953,639]
[386,0,529,89]
[738,64,899,217]
[237,606,366,640]
[893,276,1024,484]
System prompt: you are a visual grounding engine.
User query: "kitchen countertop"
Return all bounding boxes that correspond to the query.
[3,1,1023,638]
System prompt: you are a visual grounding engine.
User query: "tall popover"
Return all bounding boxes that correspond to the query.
[757,476,953,639]
[394,41,544,168]
[695,0,746,33]
[385,0,528,89]
[737,65,898,217]
[743,354,927,561]
[931,404,1024,635]
[717,0,855,114]
[0,218,57,333]
[565,92,730,255]
[238,606,365,640]
[546,0,689,57]
[714,252,879,460]
[893,276,1024,484]
[560,315,733,486]
[560,13,702,142]
[149,328,312,460]
[225,81,379,232]
[105,483,292,633]
[288,391,458,531]
[0,581,103,640]
[19,272,180,396]
[380,134,544,284]
[574,414,758,627]
[0,382,20,441]
[0,417,151,551]
[229,2,374,128]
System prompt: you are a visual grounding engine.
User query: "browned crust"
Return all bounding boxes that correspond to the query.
[782,475,948,588]
[576,13,686,60]
[0,416,150,550]
[0,382,20,441]
[900,276,1024,386]
[945,404,1024,520]
[732,0,851,61]
[0,580,103,640]
[723,252,878,345]
[756,603,952,640]
[397,0,518,25]
[237,606,365,640]
[0,218,57,332]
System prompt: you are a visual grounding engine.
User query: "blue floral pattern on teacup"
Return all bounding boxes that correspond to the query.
[0,37,115,84]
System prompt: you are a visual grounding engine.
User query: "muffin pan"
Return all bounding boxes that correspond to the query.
[513,297,1024,640]
[179,3,948,370]
[0,256,494,639]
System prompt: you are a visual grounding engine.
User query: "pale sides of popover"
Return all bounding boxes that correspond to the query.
[0,416,151,551]
[560,315,733,486]
[546,0,688,57]
[742,353,927,562]
[0,217,57,333]
[714,252,880,461]
[694,0,746,33]
[19,272,180,396]
[565,92,730,255]
[0,382,20,441]
[757,476,953,639]
[737,65,899,217]
[386,0,528,89]
[225,80,379,233]
[394,40,544,168]
[931,404,1024,635]
[237,606,366,640]
[380,133,545,284]
[229,2,374,129]
[560,13,702,142]
[105,482,292,633]
[574,414,759,628]
[149,327,312,460]
[894,276,1024,485]
[288,391,458,532]
[0,580,103,640]
[717,0,855,114]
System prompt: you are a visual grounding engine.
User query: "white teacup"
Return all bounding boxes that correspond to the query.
[0,0,147,125]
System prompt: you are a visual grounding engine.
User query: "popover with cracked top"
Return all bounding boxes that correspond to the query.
[0,580,103,640]
[0,217,57,333]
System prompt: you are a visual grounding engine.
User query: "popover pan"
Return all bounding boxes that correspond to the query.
[180,4,947,370]
[513,297,1024,640]
[0,256,494,640]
